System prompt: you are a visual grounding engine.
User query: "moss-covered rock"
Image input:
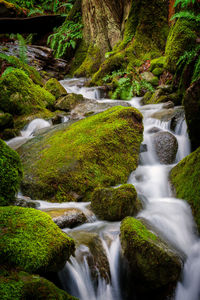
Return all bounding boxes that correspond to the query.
[55,93,85,112]
[165,19,197,73]
[1,55,43,86]
[143,85,180,105]
[0,69,55,116]
[0,112,13,130]
[19,106,143,202]
[45,78,67,100]
[0,0,27,17]
[0,206,75,273]
[120,217,182,294]
[150,56,166,72]
[170,147,200,232]
[91,184,142,221]
[0,268,77,300]
[70,231,110,283]
[0,139,23,206]
[152,67,164,77]
[183,79,200,151]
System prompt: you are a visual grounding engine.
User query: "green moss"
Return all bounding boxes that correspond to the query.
[165,19,197,73]
[90,0,168,86]
[0,206,75,273]
[55,93,85,111]
[19,106,143,202]
[150,56,166,71]
[0,269,78,300]
[0,139,23,206]
[0,69,55,115]
[91,184,142,221]
[69,39,88,76]
[150,76,159,86]
[0,0,27,17]
[0,55,42,86]
[45,78,67,100]
[170,147,200,232]
[152,67,164,76]
[120,217,181,290]
[74,44,102,78]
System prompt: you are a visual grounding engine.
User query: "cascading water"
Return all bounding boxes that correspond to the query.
[7,118,51,150]
[57,79,200,300]
[8,78,199,299]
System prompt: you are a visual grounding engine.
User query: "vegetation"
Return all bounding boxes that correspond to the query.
[0,139,23,206]
[48,16,83,59]
[0,269,78,300]
[0,206,75,273]
[0,69,55,115]
[170,147,200,232]
[91,184,142,221]
[120,217,181,292]
[19,106,143,202]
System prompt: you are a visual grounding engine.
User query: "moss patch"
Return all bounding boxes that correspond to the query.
[0,268,78,300]
[0,69,55,115]
[170,147,200,232]
[0,206,75,273]
[45,78,67,100]
[120,217,181,291]
[91,184,142,221]
[19,106,143,202]
[0,139,22,206]
[165,19,197,73]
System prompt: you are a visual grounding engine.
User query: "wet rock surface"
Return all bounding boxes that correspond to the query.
[44,208,88,229]
[153,131,178,164]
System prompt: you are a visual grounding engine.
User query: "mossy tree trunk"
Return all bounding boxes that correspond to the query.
[73,0,169,78]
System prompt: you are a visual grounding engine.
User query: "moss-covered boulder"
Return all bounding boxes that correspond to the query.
[0,206,75,274]
[150,56,166,72]
[91,184,142,221]
[0,69,55,115]
[0,139,23,206]
[55,93,85,112]
[183,79,200,151]
[19,106,143,202]
[165,19,197,73]
[170,147,200,232]
[45,78,67,100]
[0,269,77,300]
[120,217,182,295]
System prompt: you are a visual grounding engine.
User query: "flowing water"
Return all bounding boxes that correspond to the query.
[10,78,200,299]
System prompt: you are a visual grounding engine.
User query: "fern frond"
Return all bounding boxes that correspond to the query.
[174,0,196,8]
[171,10,200,21]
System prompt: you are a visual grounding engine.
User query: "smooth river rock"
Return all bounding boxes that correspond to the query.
[153,131,178,164]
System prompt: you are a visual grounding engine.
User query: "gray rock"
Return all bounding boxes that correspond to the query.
[147,127,161,134]
[153,131,178,164]
[140,143,148,153]
[44,208,88,229]
[162,101,174,109]
[15,197,40,208]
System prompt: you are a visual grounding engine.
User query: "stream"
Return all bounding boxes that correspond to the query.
[9,78,200,299]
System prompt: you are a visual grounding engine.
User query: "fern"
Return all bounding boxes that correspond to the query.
[174,0,196,8]
[171,11,200,21]
[17,34,28,64]
[1,67,16,77]
[48,18,83,58]
[112,77,133,100]
[192,56,200,82]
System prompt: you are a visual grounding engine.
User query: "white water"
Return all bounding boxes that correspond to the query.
[57,80,200,300]
[7,118,51,150]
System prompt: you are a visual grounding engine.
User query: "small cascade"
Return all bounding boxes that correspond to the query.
[57,79,200,300]
[7,118,51,150]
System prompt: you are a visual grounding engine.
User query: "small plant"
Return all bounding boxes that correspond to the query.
[103,69,127,83]
[17,34,28,64]
[47,17,83,58]
[177,45,200,83]
[171,0,200,21]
